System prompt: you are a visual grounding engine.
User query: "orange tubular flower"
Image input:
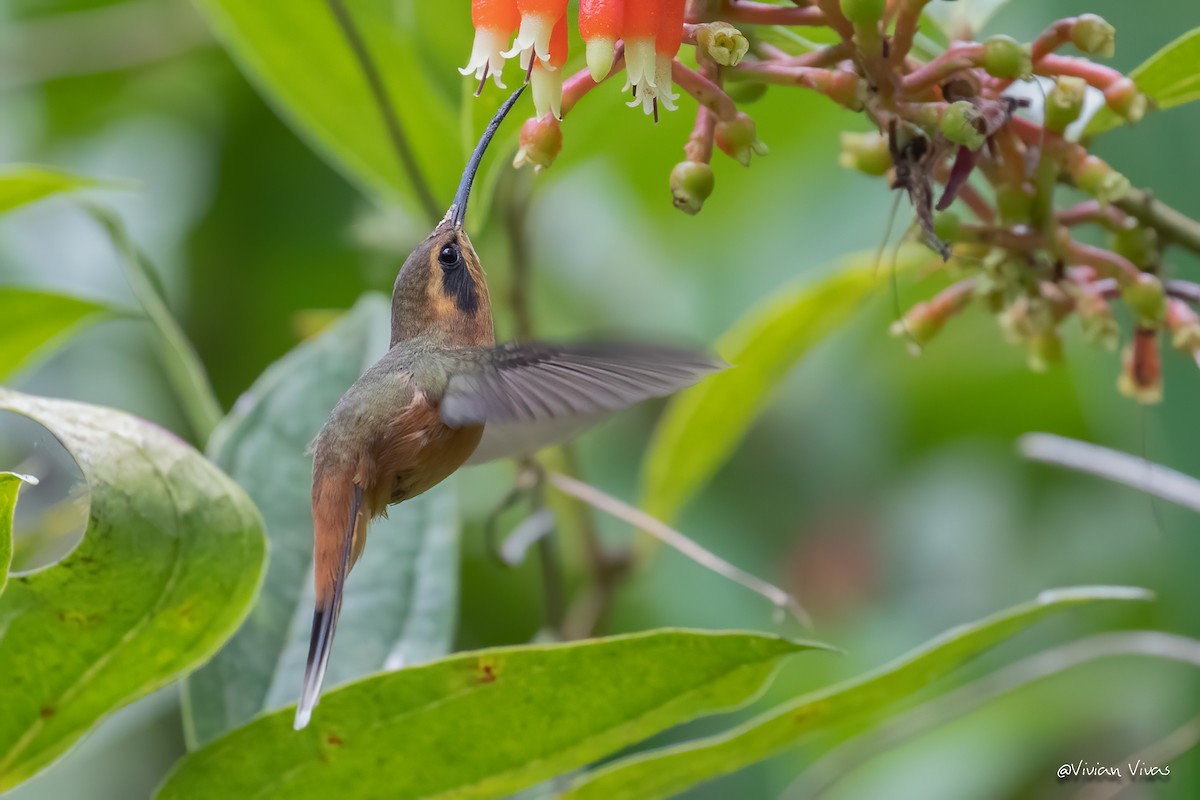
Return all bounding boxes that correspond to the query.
[623,0,660,113]
[460,0,521,89]
[654,0,685,113]
[579,0,623,83]
[502,0,569,71]
[531,14,568,119]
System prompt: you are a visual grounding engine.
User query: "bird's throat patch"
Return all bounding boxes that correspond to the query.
[441,265,479,315]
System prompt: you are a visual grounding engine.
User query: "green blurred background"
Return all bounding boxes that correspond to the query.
[2,0,1198,797]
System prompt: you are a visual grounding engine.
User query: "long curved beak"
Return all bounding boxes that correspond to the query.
[449,85,526,229]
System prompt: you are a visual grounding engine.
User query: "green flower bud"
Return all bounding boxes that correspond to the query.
[1110,225,1158,269]
[695,22,750,67]
[840,0,885,25]
[1104,77,1147,123]
[1044,76,1086,134]
[1072,155,1131,206]
[1122,272,1166,326]
[726,81,768,104]
[669,161,716,215]
[940,101,986,151]
[1027,331,1063,372]
[933,211,961,242]
[982,35,1032,80]
[995,185,1034,224]
[715,112,768,167]
[1167,299,1200,355]
[838,131,892,176]
[1071,14,1116,58]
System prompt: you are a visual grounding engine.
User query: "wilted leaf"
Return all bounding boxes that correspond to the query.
[182,294,461,747]
[563,586,1153,800]
[1088,27,1200,134]
[0,166,97,215]
[158,630,831,800]
[641,245,937,522]
[0,390,266,792]
[192,0,464,216]
[0,288,108,382]
[0,472,36,594]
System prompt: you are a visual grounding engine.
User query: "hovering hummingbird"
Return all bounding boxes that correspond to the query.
[294,86,718,729]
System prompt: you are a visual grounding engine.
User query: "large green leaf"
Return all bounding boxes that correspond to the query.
[182,294,461,747]
[0,288,108,383]
[0,390,267,792]
[641,245,936,522]
[158,630,832,799]
[563,586,1153,800]
[192,0,466,216]
[0,165,97,215]
[0,472,35,594]
[1088,27,1200,134]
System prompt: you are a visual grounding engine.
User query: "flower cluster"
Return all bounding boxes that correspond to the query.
[462,0,1200,402]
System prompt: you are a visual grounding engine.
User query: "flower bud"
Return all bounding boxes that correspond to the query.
[933,211,961,242]
[670,161,715,215]
[715,112,768,166]
[1166,299,1200,355]
[982,35,1032,80]
[840,0,885,24]
[838,131,891,176]
[1103,77,1147,123]
[1044,76,1086,134]
[695,21,749,67]
[1026,331,1063,372]
[1122,272,1166,326]
[1117,327,1163,404]
[1076,291,1119,351]
[1070,14,1116,58]
[512,114,563,171]
[891,282,975,354]
[940,101,987,151]
[1071,155,1131,206]
[1110,224,1158,269]
[579,0,622,82]
[995,184,1034,224]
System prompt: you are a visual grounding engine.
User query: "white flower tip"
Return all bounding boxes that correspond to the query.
[585,38,616,83]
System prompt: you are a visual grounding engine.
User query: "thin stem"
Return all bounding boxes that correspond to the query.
[86,204,222,444]
[547,471,813,628]
[672,61,739,121]
[688,1,826,26]
[1115,188,1200,256]
[326,0,440,224]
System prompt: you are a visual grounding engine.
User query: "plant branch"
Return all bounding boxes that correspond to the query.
[326,0,441,224]
[85,204,222,445]
[546,471,812,628]
[1114,188,1200,256]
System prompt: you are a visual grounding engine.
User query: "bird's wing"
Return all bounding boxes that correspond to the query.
[440,341,722,464]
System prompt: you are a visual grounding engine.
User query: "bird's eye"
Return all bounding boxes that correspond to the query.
[438,243,460,267]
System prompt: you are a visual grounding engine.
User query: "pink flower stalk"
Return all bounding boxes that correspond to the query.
[579,0,623,83]
[623,0,660,113]
[460,0,521,89]
[653,0,686,114]
[502,0,569,72]
[531,14,569,119]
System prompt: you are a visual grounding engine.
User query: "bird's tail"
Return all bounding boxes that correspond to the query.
[294,480,363,730]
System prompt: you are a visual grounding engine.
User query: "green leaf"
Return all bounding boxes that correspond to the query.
[0,166,98,215]
[0,288,108,383]
[641,245,937,522]
[1087,27,1200,135]
[182,295,461,747]
[0,472,36,595]
[158,630,832,800]
[0,390,267,792]
[563,586,1153,800]
[192,0,464,217]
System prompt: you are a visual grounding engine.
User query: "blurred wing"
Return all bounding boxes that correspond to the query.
[441,342,721,464]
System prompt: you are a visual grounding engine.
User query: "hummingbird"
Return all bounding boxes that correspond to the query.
[294,86,719,730]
